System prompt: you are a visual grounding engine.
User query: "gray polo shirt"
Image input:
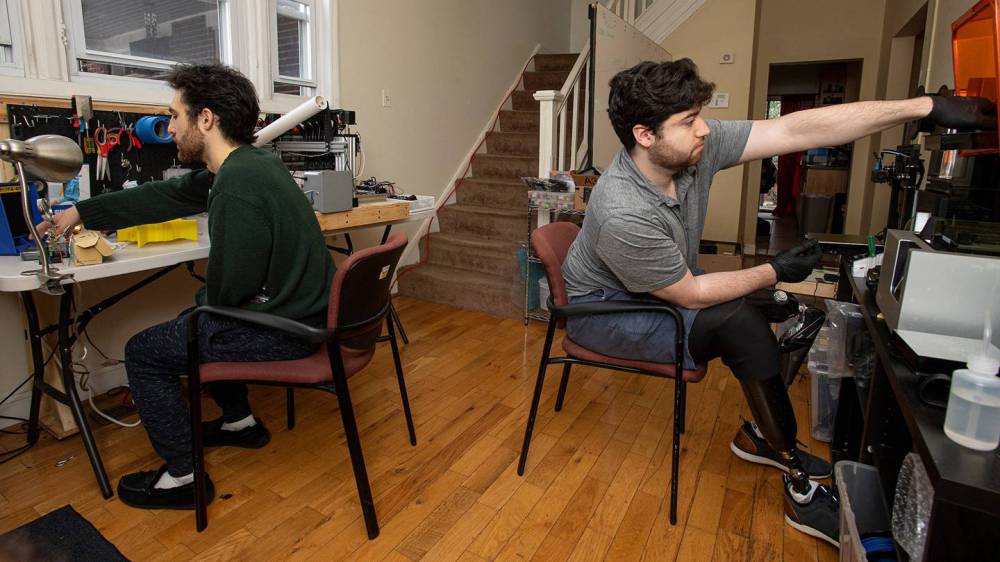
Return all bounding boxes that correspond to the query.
[563,119,752,297]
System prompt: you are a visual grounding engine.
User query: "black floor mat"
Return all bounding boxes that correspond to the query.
[0,505,128,562]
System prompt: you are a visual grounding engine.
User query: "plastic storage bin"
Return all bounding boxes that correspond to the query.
[811,369,841,442]
[835,461,894,562]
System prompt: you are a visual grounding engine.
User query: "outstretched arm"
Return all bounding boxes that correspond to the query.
[737,98,933,165]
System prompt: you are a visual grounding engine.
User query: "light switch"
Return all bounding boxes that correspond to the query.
[381,89,392,108]
[709,93,730,108]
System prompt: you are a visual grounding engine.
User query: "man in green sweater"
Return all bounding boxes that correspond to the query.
[42,64,335,510]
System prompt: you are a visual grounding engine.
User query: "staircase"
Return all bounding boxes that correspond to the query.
[398,53,579,319]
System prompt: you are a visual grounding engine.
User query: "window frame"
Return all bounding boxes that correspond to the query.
[271,0,318,98]
[0,1,338,112]
[63,0,233,74]
[0,0,25,77]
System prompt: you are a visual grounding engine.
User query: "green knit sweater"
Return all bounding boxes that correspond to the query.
[76,146,335,327]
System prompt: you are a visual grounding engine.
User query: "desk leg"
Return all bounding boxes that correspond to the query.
[380,225,410,345]
[22,292,45,445]
[58,291,113,499]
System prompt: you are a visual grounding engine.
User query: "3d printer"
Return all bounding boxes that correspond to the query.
[873,0,1000,371]
[873,0,1000,254]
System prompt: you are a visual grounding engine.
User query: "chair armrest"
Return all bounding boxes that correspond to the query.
[549,298,685,328]
[186,305,332,344]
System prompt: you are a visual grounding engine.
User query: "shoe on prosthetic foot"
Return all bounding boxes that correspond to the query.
[730,419,832,478]
[783,475,840,547]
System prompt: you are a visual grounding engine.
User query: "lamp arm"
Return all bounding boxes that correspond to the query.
[16,162,51,274]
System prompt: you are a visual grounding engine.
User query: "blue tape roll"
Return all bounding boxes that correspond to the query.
[135,115,173,144]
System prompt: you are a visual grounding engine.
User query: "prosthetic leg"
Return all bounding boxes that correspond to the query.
[742,288,826,493]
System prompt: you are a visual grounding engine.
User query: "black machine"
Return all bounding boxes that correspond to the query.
[871,92,1000,256]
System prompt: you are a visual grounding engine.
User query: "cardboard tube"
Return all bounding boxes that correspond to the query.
[253,96,328,147]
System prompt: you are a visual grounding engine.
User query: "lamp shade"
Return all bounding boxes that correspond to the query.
[0,134,83,182]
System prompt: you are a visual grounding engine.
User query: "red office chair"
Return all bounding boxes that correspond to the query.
[518,222,707,524]
[185,232,415,540]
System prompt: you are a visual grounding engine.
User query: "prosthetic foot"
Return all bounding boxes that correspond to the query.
[737,375,840,546]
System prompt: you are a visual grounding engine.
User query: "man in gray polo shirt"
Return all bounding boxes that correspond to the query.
[562,58,994,546]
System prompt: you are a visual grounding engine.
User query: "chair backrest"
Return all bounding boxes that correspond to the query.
[329,232,408,349]
[530,222,580,308]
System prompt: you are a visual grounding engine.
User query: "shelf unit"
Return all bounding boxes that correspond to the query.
[523,204,586,324]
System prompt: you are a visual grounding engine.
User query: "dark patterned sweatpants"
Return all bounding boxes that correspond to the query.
[124,310,317,476]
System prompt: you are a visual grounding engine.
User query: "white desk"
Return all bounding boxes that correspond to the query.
[0,216,211,292]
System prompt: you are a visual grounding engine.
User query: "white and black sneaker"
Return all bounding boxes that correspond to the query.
[730,420,832,479]
[783,476,840,547]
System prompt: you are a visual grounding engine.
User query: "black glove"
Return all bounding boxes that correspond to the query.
[927,95,997,131]
[770,239,822,283]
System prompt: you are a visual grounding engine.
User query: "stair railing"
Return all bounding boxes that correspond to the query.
[535,44,591,177]
[606,0,657,26]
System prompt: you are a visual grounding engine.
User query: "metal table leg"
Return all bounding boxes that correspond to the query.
[57,289,113,498]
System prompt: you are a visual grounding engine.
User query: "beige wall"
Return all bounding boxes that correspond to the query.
[0,0,575,427]
[592,4,675,169]
[660,0,758,244]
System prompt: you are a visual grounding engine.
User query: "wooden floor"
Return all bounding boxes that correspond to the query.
[0,297,838,561]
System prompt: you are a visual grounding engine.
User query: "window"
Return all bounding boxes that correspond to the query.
[0,1,13,65]
[273,0,315,96]
[68,0,230,79]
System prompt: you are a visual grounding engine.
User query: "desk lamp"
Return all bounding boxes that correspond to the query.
[0,134,83,294]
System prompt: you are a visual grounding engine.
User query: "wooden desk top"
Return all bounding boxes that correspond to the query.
[315,200,410,233]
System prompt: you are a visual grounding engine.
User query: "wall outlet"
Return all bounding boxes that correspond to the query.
[720,52,735,64]
[381,88,391,108]
[708,93,730,108]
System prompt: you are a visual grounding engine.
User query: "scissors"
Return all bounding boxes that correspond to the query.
[93,127,121,182]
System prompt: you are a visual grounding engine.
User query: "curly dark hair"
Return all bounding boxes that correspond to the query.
[608,59,715,151]
[166,64,260,145]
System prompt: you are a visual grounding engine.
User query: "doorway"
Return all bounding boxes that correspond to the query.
[756,60,863,256]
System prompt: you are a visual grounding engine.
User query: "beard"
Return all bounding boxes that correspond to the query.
[649,138,702,170]
[175,128,206,164]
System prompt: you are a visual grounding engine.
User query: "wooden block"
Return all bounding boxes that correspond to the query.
[315,201,410,232]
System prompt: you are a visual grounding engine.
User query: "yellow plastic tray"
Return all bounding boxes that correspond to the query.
[117,219,198,248]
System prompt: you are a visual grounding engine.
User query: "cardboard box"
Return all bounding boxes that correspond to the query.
[572,173,598,211]
[72,230,113,265]
[698,252,742,273]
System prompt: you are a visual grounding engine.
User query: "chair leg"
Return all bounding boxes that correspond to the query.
[669,378,682,525]
[330,360,379,540]
[387,316,416,446]
[679,379,687,435]
[518,319,557,476]
[554,364,572,412]
[187,367,208,532]
[389,300,409,345]
[286,388,296,430]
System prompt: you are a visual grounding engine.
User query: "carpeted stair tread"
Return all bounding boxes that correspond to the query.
[523,70,571,91]
[397,264,523,319]
[437,204,525,242]
[486,131,538,155]
[456,177,529,211]
[421,233,521,277]
[471,153,538,179]
[499,110,540,133]
[534,53,580,72]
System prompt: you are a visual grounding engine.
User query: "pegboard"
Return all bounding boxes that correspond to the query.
[6,104,190,198]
